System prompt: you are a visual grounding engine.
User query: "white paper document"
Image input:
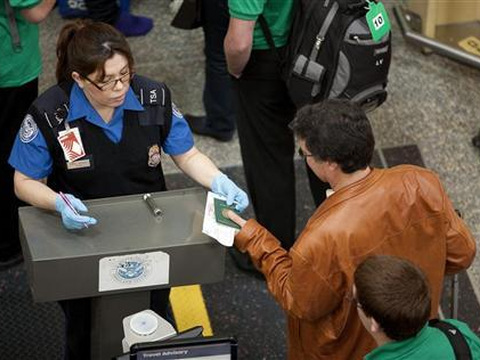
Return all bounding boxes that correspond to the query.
[202,191,236,247]
[98,251,170,292]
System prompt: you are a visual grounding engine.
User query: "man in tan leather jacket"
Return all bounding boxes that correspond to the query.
[227,100,476,360]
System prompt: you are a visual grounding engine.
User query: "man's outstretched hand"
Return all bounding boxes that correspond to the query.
[226,210,247,228]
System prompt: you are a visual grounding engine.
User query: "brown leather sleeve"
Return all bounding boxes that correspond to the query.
[443,192,477,275]
[235,219,341,320]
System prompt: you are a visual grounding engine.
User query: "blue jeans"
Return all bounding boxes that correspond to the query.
[201,0,235,137]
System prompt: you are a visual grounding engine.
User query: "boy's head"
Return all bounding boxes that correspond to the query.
[353,255,431,342]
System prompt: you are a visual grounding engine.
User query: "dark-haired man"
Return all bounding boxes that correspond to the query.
[354,255,480,359]
[227,99,476,359]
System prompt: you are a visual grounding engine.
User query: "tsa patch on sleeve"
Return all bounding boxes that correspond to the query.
[172,102,183,118]
[19,114,39,143]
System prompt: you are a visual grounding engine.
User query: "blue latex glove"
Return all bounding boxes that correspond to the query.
[211,173,249,212]
[55,193,97,230]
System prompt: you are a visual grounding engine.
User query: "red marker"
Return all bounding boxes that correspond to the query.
[59,191,89,229]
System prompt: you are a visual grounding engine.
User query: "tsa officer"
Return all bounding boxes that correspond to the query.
[8,19,248,360]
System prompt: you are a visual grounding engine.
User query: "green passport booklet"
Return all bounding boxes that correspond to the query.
[214,198,241,229]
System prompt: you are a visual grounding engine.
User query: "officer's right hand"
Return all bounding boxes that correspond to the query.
[55,193,97,230]
[211,173,249,212]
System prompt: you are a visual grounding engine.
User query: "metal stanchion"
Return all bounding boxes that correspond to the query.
[451,274,459,319]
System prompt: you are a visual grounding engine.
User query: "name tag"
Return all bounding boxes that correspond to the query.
[66,158,91,170]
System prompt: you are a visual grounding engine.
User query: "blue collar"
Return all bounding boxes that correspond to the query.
[66,83,144,125]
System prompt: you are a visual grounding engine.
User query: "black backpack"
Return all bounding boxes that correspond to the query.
[259,0,392,111]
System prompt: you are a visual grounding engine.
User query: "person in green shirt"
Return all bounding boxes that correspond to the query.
[354,255,480,360]
[0,0,55,269]
[224,0,329,270]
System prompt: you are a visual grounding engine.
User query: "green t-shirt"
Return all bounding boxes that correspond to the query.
[365,320,480,360]
[228,0,293,50]
[0,0,41,87]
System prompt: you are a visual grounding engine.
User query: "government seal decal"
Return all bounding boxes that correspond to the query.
[116,260,146,281]
[98,251,169,292]
[20,114,39,143]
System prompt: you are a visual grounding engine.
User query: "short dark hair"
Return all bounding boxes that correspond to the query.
[56,19,134,83]
[354,255,431,341]
[290,99,375,173]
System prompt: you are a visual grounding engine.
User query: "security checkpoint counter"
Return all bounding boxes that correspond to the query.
[19,188,224,360]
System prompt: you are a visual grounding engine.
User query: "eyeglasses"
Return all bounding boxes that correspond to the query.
[81,72,134,91]
[348,291,363,310]
[298,147,314,159]
[353,295,363,310]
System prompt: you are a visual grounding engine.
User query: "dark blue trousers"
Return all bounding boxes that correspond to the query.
[0,79,37,261]
[84,0,119,24]
[201,0,235,138]
[233,50,329,249]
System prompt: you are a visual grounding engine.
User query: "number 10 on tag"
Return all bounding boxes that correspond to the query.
[366,1,391,42]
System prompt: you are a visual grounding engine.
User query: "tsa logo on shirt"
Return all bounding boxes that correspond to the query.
[19,114,39,143]
[149,89,158,104]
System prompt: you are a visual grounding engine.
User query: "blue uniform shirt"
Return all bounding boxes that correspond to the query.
[9,83,194,180]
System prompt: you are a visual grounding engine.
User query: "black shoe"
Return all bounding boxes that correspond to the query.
[472,133,480,149]
[0,251,23,271]
[228,248,264,279]
[184,114,234,142]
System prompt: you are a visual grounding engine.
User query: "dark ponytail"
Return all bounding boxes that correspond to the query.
[55,19,134,84]
[56,20,90,83]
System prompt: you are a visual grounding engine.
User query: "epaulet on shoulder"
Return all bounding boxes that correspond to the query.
[131,75,169,107]
[389,164,439,183]
[389,164,433,174]
[33,84,70,129]
[408,164,435,176]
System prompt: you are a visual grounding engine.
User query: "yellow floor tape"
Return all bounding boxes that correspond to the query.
[458,36,480,57]
[170,285,213,336]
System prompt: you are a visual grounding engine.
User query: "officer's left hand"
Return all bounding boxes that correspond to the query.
[211,173,249,212]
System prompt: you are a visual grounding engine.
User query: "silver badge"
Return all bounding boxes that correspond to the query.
[172,102,183,118]
[19,114,39,143]
[147,144,161,167]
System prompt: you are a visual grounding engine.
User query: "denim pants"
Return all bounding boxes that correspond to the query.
[201,0,235,137]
